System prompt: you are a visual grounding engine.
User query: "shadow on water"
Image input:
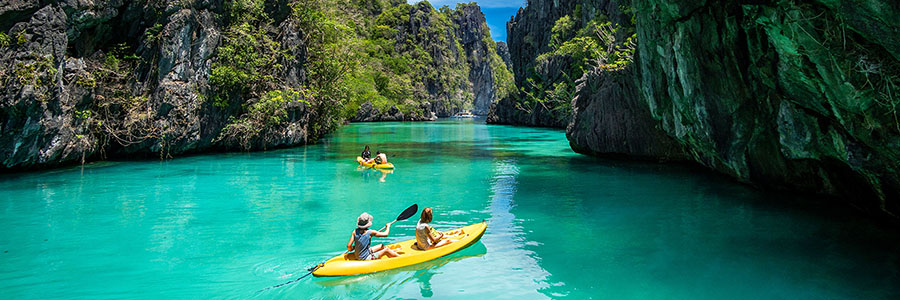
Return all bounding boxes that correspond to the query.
[313,243,487,297]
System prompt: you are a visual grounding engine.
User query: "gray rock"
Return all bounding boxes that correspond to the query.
[1,5,82,168]
[496,41,512,70]
[352,101,381,122]
[382,105,404,121]
[566,66,685,160]
[451,3,495,116]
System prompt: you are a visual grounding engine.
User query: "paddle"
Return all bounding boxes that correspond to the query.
[257,204,419,293]
[378,203,418,231]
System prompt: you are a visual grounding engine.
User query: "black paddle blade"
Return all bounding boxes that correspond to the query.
[395,204,418,222]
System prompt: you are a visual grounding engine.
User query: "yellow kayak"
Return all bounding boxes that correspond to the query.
[356,156,394,169]
[357,156,375,167]
[313,222,486,277]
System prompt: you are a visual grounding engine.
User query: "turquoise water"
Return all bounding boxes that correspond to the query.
[2,119,899,299]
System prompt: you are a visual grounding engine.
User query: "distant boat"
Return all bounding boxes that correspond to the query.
[448,111,478,118]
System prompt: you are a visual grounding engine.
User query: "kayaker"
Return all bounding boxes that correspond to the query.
[374,151,388,164]
[347,212,400,260]
[361,145,374,164]
[415,208,457,250]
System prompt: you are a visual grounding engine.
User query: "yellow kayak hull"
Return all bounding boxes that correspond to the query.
[357,156,375,167]
[356,156,394,169]
[313,222,487,277]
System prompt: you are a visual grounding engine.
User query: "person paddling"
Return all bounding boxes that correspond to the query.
[361,145,374,164]
[415,208,457,250]
[374,151,388,164]
[347,212,400,260]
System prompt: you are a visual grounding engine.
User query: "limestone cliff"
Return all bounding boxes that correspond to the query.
[498,0,900,219]
[451,4,496,116]
[0,1,511,170]
[347,2,512,119]
[490,0,632,128]
[1,1,260,169]
[631,0,900,218]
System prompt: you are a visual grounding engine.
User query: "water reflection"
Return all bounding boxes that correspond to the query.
[377,169,392,183]
[481,158,553,294]
[357,167,393,183]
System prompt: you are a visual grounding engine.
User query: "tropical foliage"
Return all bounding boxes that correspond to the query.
[517,5,637,119]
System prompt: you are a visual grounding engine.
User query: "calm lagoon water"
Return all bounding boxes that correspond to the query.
[1,119,898,299]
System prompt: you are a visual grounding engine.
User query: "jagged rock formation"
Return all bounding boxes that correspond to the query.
[496,0,900,219]
[486,97,567,127]
[490,0,630,128]
[496,41,512,70]
[356,2,512,118]
[451,4,495,116]
[0,1,316,170]
[567,66,685,161]
[631,0,900,218]
[0,1,510,170]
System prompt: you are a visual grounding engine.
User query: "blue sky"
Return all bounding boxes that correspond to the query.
[408,1,524,42]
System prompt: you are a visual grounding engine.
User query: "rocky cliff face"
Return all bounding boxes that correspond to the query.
[496,41,512,70]
[490,0,631,128]
[349,2,512,118]
[631,0,900,218]
[451,4,495,116]
[567,65,686,161]
[499,0,900,219]
[0,1,511,170]
[0,1,318,170]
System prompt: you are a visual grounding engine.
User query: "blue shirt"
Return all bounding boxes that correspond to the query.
[354,229,372,260]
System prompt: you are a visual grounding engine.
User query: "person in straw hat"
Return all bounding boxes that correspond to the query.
[346,212,401,260]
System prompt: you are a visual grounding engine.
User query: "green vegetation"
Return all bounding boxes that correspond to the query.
[75,73,97,88]
[219,89,311,149]
[0,32,9,47]
[211,0,513,150]
[517,7,637,120]
[480,28,516,101]
[75,109,92,120]
[2,0,514,155]
[210,0,352,146]
[209,0,289,108]
[13,55,57,101]
[143,23,164,45]
[337,1,473,116]
[16,30,26,45]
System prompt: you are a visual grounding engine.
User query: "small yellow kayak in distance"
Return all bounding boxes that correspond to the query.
[356,156,394,169]
[313,222,487,277]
